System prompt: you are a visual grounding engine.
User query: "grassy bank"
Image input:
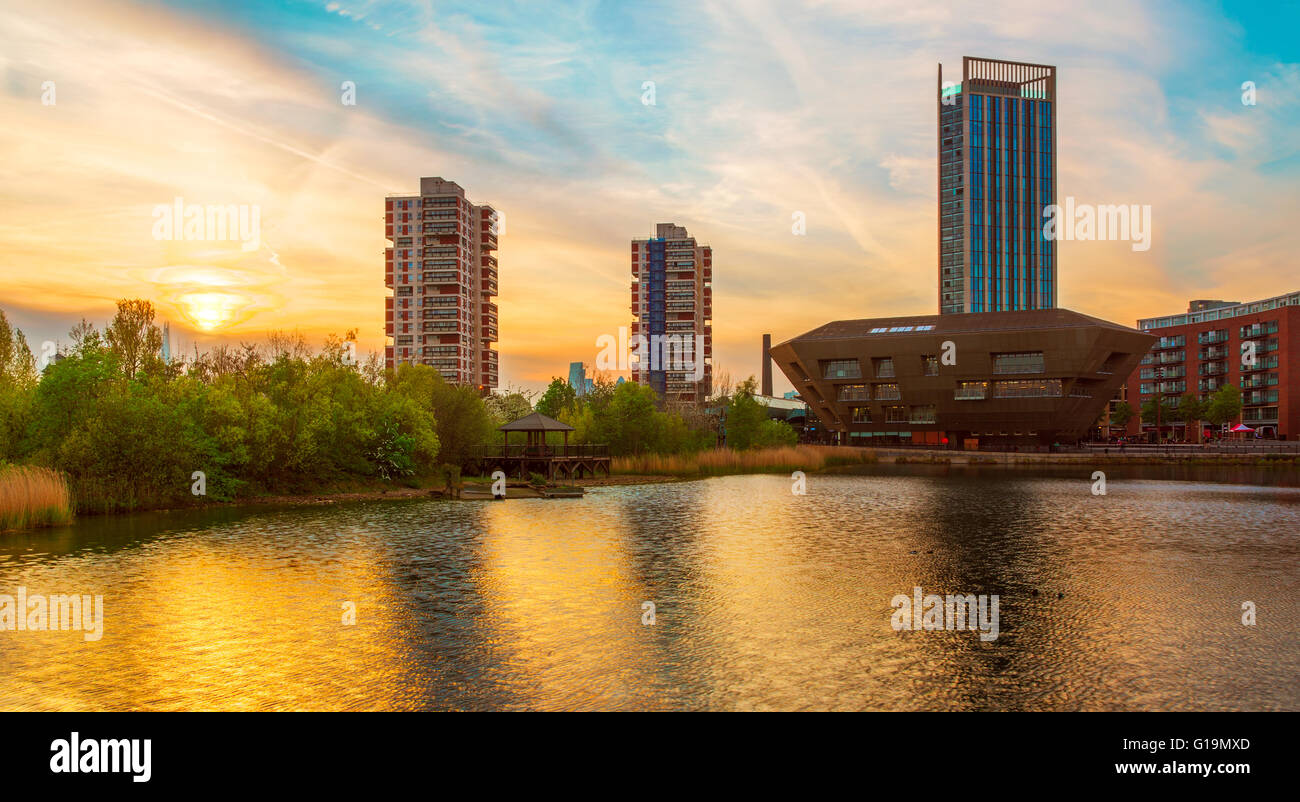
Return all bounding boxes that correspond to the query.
[612,445,879,477]
[0,466,74,531]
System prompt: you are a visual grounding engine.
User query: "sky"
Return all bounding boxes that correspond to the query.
[0,0,1296,395]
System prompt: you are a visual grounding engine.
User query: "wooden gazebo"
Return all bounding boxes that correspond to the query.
[479,412,610,480]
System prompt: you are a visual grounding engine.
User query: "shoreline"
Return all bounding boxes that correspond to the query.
[8,450,1300,528]
[112,452,1300,509]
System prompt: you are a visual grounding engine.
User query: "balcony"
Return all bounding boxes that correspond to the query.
[1240,323,1278,339]
[422,272,462,285]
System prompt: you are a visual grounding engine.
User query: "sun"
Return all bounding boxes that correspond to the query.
[177,292,247,331]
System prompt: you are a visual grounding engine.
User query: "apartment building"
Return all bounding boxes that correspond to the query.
[938,57,1057,314]
[630,223,712,403]
[384,177,498,389]
[1122,291,1300,440]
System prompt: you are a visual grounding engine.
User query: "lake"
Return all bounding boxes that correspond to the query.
[2,466,1297,710]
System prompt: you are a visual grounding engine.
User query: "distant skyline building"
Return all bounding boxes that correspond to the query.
[939,57,1057,315]
[568,361,594,397]
[384,177,499,389]
[630,223,712,403]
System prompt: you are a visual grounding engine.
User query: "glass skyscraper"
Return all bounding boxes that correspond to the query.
[939,57,1056,315]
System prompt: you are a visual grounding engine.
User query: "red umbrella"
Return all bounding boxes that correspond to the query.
[1230,424,1254,432]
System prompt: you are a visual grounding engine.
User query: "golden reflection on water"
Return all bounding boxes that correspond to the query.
[0,514,409,711]
[1,470,1298,711]
[471,499,658,710]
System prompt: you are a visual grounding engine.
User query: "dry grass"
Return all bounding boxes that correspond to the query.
[612,445,878,477]
[0,466,74,531]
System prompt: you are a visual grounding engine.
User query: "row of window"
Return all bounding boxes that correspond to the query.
[850,405,936,424]
[821,352,1044,380]
[838,378,1064,403]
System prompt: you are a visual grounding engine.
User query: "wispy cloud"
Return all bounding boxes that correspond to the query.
[0,0,1295,393]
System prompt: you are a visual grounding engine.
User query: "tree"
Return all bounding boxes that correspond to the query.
[484,389,534,425]
[1139,397,1176,425]
[104,299,163,379]
[0,310,38,388]
[1176,393,1207,443]
[535,377,577,419]
[0,310,39,459]
[723,376,797,450]
[600,381,661,455]
[68,318,102,356]
[1205,384,1243,431]
[1109,401,1134,428]
[389,364,490,468]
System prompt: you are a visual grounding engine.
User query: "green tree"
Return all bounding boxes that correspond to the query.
[1109,401,1134,428]
[723,377,770,450]
[389,364,488,469]
[104,299,164,379]
[599,381,662,455]
[535,377,577,419]
[721,377,798,450]
[0,310,39,459]
[484,389,534,425]
[1205,383,1243,430]
[1176,393,1207,442]
[1139,397,1178,427]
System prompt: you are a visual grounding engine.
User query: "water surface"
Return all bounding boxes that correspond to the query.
[2,467,1297,710]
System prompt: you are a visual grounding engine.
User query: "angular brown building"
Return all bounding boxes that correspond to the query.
[770,309,1153,449]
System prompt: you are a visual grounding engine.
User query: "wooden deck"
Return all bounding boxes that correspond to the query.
[471,444,611,480]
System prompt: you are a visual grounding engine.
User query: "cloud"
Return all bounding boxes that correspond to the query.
[0,0,1295,396]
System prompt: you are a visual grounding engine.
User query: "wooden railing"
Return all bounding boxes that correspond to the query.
[473,444,610,459]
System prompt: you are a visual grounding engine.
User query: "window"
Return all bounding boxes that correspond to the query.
[909,405,936,424]
[921,355,939,376]
[884,405,907,423]
[1239,321,1278,338]
[837,384,870,402]
[993,379,1062,398]
[851,407,872,423]
[821,359,861,379]
[954,381,987,400]
[873,383,901,401]
[873,357,895,378]
[992,352,1045,374]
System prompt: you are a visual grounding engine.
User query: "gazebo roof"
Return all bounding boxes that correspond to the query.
[498,412,574,432]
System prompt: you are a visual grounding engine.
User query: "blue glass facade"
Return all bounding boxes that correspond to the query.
[645,238,667,395]
[940,59,1056,315]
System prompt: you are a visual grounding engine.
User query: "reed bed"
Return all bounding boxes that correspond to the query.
[612,445,878,477]
[0,465,74,531]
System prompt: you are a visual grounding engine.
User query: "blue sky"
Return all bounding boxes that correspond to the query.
[1,0,1296,392]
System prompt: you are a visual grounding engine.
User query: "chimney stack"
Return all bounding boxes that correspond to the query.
[761,333,773,397]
